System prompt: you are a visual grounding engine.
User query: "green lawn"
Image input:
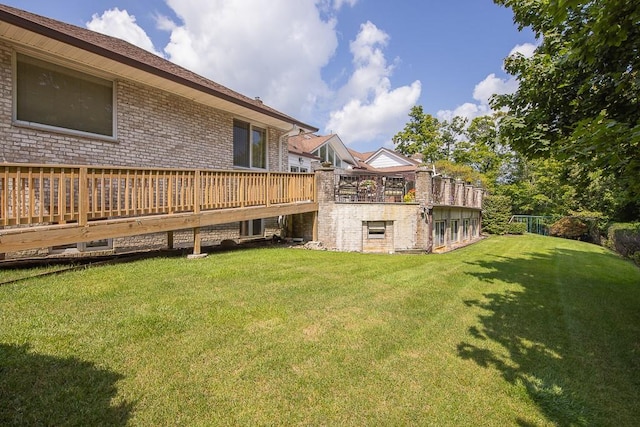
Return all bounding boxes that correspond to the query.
[1,235,639,426]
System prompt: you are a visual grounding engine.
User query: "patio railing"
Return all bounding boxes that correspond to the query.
[1,164,316,227]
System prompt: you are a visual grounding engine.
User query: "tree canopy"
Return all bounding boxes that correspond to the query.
[492,0,640,215]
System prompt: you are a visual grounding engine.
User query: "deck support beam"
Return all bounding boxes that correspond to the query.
[0,202,318,253]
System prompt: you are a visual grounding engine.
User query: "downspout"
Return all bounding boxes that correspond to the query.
[278,124,298,171]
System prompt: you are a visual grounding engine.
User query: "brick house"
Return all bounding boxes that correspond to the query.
[0,4,318,257]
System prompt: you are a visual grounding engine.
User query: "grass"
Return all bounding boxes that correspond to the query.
[1,235,639,426]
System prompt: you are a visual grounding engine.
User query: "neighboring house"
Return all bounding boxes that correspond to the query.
[349,147,422,176]
[287,133,358,172]
[0,4,317,257]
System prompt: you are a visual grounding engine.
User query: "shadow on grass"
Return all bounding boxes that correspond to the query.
[0,343,133,426]
[457,248,640,426]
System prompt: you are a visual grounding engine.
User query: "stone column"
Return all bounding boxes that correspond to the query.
[314,166,337,248]
[455,179,465,206]
[443,177,453,206]
[415,167,433,252]
[465,184,474,207]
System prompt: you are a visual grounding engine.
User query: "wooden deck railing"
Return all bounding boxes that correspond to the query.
[1,164,316,227]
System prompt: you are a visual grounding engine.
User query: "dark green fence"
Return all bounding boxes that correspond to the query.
[509,215,549,235]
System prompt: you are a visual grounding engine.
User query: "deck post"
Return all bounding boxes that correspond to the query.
[194,227,201,254]
[78,167,88,226]
[167,231,174,249]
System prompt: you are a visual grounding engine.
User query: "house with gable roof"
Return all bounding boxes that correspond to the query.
[287,133,358,172]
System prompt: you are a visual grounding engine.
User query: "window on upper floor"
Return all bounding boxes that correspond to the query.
[312,144,342,168]
[15,53,114,138]
[233,119,267,169]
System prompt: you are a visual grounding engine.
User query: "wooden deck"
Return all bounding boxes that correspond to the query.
[0,164,317,254]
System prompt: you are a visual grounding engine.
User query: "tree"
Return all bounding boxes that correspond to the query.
[453,113,519,189]
[393,106,442,163]
[482,194,513,235]
[493,0,640,218]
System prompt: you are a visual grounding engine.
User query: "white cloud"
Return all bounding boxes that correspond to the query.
[509,42,537,58]
[437,103,490,122]
[472,73,518,105]
[325,21,421,146]
[333,0,359,10]
[86,8,163,56]
[327,81,422,145]
[160,0,339,117]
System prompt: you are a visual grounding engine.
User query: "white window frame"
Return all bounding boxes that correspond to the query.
[13,52,117,141]
[463,218,470,240]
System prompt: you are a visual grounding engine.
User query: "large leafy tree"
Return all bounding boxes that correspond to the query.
[453,113,519,188]
[492,0,640,218]
[393,106,442,163]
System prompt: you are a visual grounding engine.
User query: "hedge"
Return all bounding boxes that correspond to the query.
[506,222,527,235]
[607,222,640,265]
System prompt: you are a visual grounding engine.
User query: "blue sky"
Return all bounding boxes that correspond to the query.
[4,0,536,152]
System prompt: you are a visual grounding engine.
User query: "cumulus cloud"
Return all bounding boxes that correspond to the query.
[472,73,518,105]
[509,42,537,58]
[86,8,163,56]
[326,22,421,146]
[159,0,339,117]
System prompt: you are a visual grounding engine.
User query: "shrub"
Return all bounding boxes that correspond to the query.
[550,217,589,240]
[607,222,640,264]
[506,222,527,235]
[482,194,512,235]
[403,188,416,203]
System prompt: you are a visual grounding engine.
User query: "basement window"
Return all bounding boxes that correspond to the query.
[367,221,386,239]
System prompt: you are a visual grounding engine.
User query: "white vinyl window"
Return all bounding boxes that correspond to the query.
[233,119,267,169]
[312,144,342,168]
[15,53,114,137]
[471,218,479,237]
